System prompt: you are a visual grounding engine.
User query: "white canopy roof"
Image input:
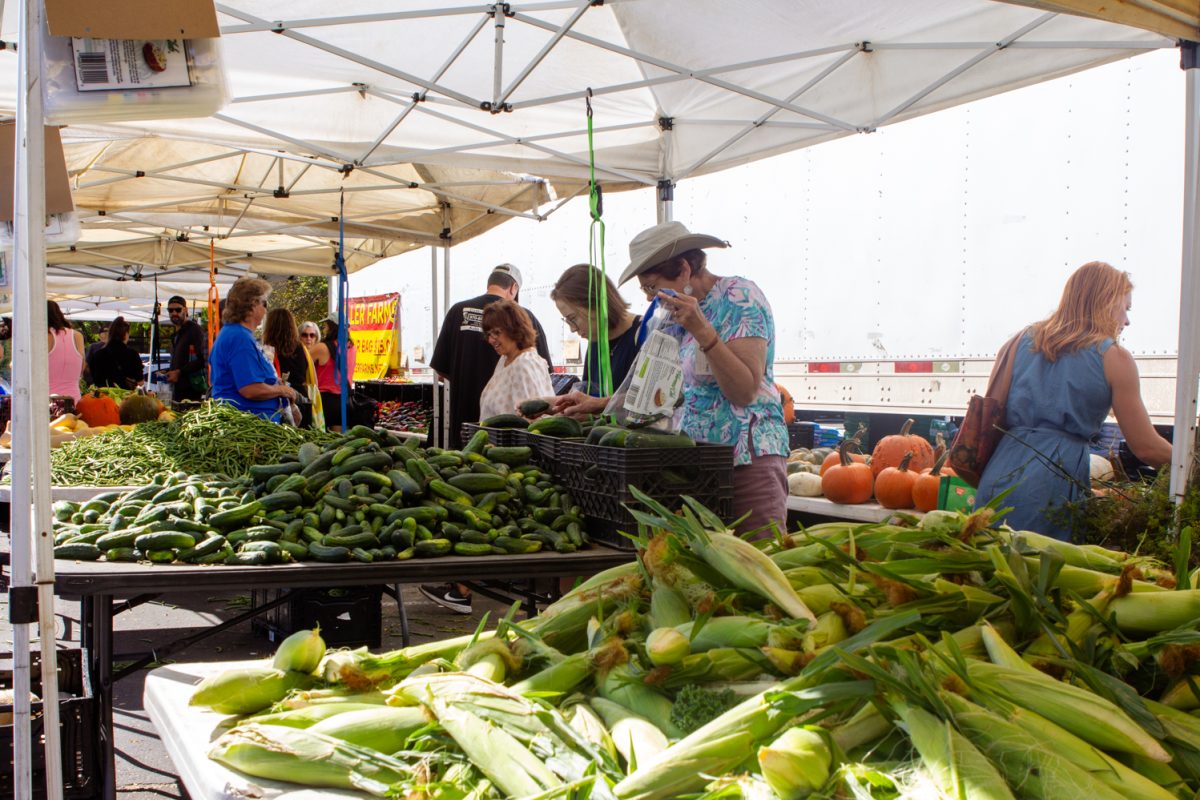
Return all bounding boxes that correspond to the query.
[0,0,1171,203]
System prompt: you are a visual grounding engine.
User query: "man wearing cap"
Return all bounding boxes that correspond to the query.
[164,295,208,403]
[428,264,553,450]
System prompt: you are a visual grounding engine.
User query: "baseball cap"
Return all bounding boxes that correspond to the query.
[491,263,523,288]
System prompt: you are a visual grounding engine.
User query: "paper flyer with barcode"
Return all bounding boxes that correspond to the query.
[623,329,683,417]
[70,38,193,92]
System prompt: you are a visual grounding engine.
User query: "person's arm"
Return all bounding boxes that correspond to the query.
[1105,343,1172,466]
[239,381,297,402]
[552,390,608,418]
[660,291,765,407]
[310,342,330,366]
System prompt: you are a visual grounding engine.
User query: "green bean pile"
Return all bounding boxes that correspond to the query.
[46,402,337,486]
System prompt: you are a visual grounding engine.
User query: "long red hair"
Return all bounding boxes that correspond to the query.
[1030,261,1131,362]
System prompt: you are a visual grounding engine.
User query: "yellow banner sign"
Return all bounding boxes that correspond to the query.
[348,293,400,381]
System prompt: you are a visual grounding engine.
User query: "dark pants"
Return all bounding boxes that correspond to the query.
[733,454,788,539]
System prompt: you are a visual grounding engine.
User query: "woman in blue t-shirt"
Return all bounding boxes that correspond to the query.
[208,278,299,421]
[550,263,641,397]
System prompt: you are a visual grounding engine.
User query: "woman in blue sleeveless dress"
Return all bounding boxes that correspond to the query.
[976,262,1172,540]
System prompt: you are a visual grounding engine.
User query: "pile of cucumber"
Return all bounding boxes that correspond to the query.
[51,425,590,565]
[482,407,697,449]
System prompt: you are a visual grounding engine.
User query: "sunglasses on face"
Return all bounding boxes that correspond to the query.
[167,306,185,314]
[300,332,318,339]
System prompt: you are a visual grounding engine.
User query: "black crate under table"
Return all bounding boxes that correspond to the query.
[0,648,99,799]
[250,586,383,649]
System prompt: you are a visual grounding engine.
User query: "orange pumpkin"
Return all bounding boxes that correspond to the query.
[913,451,951,512]
[875,451,917,509]
[76,389,121,427]
[820,428,868,476]
[871,418,935,478]
[821,440,874,504]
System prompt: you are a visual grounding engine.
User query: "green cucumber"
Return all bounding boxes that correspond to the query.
[332,452,392,478]
[259,491,302,513]
[486,446,533,466]
[527,416,582,438]
[324,531,380,549]
[413,538,452,557]
[429,479,474,506]
[461,429,491,456]
[624,431,696,448]
[104,547,139,562]
[479,414,528,429]
[518,398,552,418]
[454,541,494,556]
[447,473,508,493]
[146,549,177,563]
[493,536,543,555]
[598,429,630,447]
[278,540,310,561]
[308,541,351,563]
[134,531,196,551]
[209,501,265,530]
[225,550,270,566]
[54,542,101,561]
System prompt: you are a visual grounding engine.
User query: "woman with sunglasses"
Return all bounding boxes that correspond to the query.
[478,300,555,422]
[208,278,298,421]
[309,317,357,432]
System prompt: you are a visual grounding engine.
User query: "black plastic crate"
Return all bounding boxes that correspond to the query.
[557,440,735,550]
[461,423,526,448]
[787,422,816,450]
[251,586,383,649]
[0,649,98,799]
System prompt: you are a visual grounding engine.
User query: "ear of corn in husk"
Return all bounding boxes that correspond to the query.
[247,701,385,728]
[645,628,690,666]
[305,706,429,753]
[1111,590,1200,635]
[272,627,326,674]
[892,697,1016,800]
[756,726,833,800]
[208,723,413,796]
[190,666,312,715]
[591,696,669,772]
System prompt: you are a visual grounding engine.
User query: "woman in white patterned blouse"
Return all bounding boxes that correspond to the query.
[477,300,555,421]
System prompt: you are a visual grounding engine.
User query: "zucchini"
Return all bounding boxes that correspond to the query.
[209,501,265,530]
[461,429,491,456]
[259,491,303,512]
[414,538,452,557]
[447,473,508,494]
[429,480,474,506]
[54,542,101,561]
[624,431,696,448]
[486,446,533,466]
[308,541,351,563]
[518,398,552,417]
[134,531,196,551]
[527,416,583,438]
[479,414,528,429]
[454,541,494,556]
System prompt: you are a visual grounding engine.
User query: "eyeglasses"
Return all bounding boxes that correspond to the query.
[485,329,502,341]
[167,306,185,314]
[563,311,586,331]
[638,279,660,299]
[300,332,318,339]
[257,298,269,308]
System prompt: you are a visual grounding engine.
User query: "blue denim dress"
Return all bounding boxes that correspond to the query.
[975,332,1113,540]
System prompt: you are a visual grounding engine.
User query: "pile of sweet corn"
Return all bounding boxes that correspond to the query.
[191,489,1200,799]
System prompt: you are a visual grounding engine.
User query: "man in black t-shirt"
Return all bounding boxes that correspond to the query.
[423,264,552,615]
[428,264,552,450]
[164,295,209,403]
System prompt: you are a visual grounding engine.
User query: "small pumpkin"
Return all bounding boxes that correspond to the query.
[820,429,868,476]
[119,389,163,425]
[913,451,951,513]
[875,451,917,509]
[821,440,874,505]
[787,471,823,497]
[76,389,121,427]
[871,418,935,478]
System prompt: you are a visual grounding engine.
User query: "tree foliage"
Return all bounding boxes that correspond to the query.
[268,275,330,327]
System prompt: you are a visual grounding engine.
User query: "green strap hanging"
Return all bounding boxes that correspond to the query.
[585,89,614,398]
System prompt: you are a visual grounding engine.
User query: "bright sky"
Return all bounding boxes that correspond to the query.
[351,48,1186,367]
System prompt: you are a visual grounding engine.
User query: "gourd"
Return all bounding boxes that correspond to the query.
[871,418,935,478]
[913,452,951,513]
[1090,453,1115,483]
[874,451,917,510]
[119,389,163,425]
[819,429,868,476]
[787,471,823,497]
[76,389,121,427]
[821,440,874,504]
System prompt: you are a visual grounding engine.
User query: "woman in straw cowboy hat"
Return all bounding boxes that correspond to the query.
[558,221,789,536]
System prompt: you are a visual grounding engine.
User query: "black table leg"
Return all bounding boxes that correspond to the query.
[88,593,115,800]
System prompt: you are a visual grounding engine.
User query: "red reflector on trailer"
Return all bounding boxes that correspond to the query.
[807,362,840,373]
[894,361,934,373]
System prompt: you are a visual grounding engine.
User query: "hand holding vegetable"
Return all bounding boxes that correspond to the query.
[552,390,607,420]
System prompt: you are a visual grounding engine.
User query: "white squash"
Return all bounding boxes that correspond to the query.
[788,471,824,497]
[1090,453,1114,483]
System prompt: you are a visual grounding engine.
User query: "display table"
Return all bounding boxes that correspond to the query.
[53,547,634,800]
[786,496,897,523]
[0,483,137,502]
[145,660,366,800]
[379,428,426,442]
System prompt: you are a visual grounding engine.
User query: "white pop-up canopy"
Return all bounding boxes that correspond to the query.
[1,2,1198,798]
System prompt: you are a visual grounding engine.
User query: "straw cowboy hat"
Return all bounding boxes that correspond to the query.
[618,221,729,285]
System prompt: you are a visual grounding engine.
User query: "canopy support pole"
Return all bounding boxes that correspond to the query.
[491,3,506,111]
[430,244,442,446]
[12,0,65,797]
[441,205,451,447]
[656,179,674,224]
[1171,40,1200,510]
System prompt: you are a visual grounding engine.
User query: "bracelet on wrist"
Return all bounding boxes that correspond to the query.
[700,336,721,353]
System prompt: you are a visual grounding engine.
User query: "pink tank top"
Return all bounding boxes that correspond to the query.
[316,344,356,394]
[48,327,83,402]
